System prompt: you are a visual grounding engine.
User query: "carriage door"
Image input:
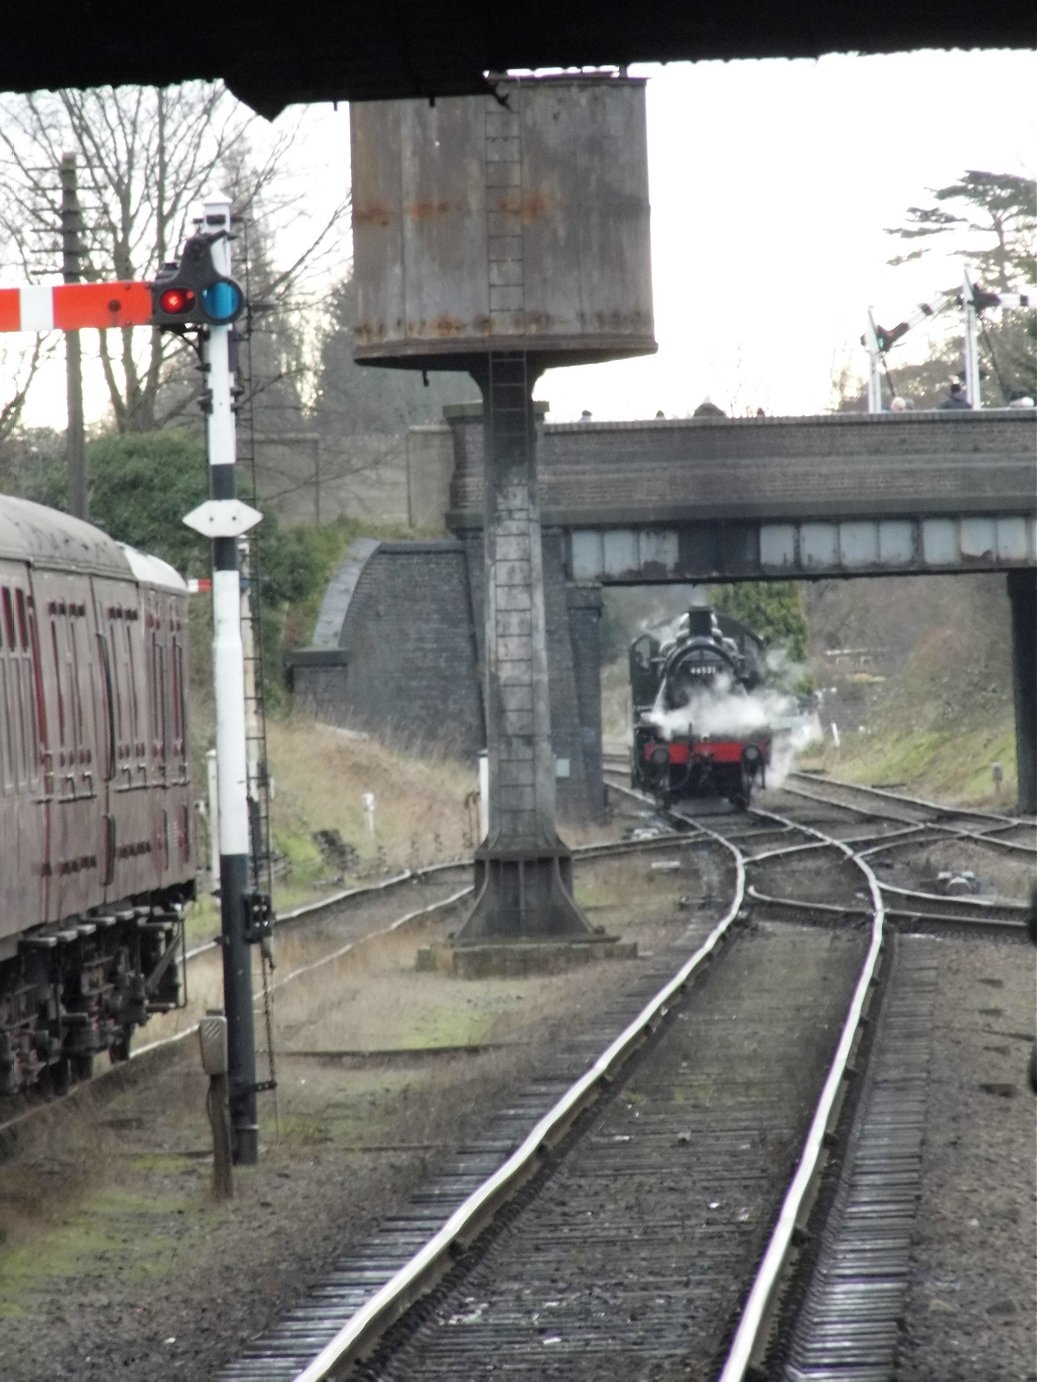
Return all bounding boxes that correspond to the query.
[0,577,44,931]
[33,577,82,919]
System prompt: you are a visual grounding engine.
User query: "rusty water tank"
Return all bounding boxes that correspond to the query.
[350,74,656,371]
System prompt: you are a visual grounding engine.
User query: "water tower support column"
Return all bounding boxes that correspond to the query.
[455,352,593,942]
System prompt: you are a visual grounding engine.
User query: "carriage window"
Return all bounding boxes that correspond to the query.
[124,620,140,747]
[97,632,115,781]
[22,596,45,777]
[0,664,13,790]
[157,645,168,758]
[1,589,14,648]
[51,622,66,745]
[151,633,160,752]
[68,615,86,752]
[12,656,27,787]
[171,638,184,746]
[15,590,28,648]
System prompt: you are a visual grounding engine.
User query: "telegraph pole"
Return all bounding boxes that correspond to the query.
[60,152,87,519]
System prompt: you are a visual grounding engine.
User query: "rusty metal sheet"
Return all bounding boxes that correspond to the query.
[350,77,655,367]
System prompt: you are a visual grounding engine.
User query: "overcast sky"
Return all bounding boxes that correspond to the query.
[16,47,1036,428]
[272,48,1035,420]
[539,49,1036,419]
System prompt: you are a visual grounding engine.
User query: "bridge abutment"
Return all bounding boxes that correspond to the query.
[1007,568,1037,814]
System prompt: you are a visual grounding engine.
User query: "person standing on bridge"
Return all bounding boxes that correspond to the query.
[939,381,971,410]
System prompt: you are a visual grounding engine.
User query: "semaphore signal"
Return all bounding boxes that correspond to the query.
[0,233,246,333]
[0,280,154,331]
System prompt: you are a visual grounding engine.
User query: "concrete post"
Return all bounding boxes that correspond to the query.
[1007,568,1036,813]
[455,352,592,942]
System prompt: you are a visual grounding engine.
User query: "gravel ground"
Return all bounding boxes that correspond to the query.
[895,934,1036,1381]
[1,843,1031,1382]
[0,852,703,1382]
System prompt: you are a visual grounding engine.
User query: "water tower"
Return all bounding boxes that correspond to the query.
[351,74,656,941]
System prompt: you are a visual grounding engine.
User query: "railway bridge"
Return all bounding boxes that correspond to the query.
[444,407,1036,582]
[292,408,1037,814]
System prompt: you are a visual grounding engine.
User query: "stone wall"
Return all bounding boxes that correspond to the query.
[288,532,606,823]
[290,540,483,757]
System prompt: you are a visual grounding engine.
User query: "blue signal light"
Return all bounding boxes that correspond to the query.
[201,279,245,325]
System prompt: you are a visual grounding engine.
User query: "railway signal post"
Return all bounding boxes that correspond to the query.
[177,190,267,1165]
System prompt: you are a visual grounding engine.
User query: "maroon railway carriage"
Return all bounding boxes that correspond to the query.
[0,496,193,1093]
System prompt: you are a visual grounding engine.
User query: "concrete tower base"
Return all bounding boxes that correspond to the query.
[459,843,590,943]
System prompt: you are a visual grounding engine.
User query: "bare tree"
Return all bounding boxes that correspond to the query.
[0,83,348,433]
[0,338,48,446]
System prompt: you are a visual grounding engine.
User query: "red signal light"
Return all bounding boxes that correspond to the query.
[158,286,196,316]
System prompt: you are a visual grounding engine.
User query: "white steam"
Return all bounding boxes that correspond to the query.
[645,658,823,790]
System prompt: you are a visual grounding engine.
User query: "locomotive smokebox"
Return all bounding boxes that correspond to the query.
[349,74,656,371]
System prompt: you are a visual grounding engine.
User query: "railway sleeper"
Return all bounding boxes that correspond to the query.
[0,903,185,1095]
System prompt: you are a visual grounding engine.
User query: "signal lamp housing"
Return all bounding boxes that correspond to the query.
[151,234,245,328]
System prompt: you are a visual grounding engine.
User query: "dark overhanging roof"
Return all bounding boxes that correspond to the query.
[6,3,1035,118]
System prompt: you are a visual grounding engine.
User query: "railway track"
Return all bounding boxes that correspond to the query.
[7,779,1030,1378]
[608,759,1034,938]
[212,778,1037,1381]
[0,835,698,1145]
[0,865,476,1144]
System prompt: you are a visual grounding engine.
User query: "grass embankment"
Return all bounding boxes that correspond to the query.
[799,622,1018,808]
[184,716,479,945]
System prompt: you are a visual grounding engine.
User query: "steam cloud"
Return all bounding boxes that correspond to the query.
[645,657,822,789]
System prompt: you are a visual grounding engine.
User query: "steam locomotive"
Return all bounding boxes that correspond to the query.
[630,606,771,808]
[0,495,193,1094]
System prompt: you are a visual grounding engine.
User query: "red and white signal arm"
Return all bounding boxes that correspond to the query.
[0,281,153,332]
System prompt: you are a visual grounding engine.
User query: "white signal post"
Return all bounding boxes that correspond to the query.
[182,189,264,1167]
[864,312,884,414]
[865,274,1036,411]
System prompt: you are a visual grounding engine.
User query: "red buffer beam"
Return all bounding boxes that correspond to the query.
[0,281,153,331]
